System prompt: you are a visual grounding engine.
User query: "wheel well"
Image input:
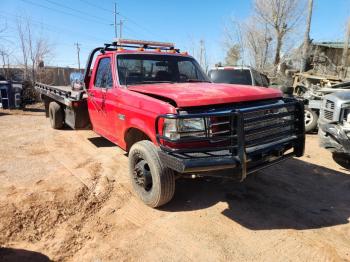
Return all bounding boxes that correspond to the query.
[125,128,151,152]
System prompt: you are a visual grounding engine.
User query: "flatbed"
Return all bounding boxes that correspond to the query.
[35,82,86,106]
[35,82,90,129]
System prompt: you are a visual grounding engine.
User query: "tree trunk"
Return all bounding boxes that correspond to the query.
[341,18,350,78]
[274,34,283,67]
[300,0,313,72]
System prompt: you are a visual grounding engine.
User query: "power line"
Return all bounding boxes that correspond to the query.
[43,0,111,24]
[1,11,106,43]
[78,0,112,13]
[78,0,165,40]
[20,0,110,26]
[118,13,166,40]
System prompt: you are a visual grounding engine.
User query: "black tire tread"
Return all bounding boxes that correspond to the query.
[49,101,63,129]
[129,140,175,207]
[332,153,350,169]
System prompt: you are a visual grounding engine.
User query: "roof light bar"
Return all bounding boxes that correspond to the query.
[114,38,175,48]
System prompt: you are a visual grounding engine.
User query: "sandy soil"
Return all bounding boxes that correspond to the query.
[0,106,349,262]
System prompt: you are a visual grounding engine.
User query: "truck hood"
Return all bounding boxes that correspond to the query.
[128,82,282,107]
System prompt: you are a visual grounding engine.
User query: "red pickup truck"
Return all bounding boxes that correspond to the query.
[35,39,305,207]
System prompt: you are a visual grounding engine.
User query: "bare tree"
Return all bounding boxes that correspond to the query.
[224,17,272,70]
[17,19,29,80]
[17,16,51,82]
[300,0,313,72]
[0,17,11,79]
[243,19,273,70]
[0,48,12,79]
[223,18,245,65]
[225,44,241,65]
[253,0,304,68]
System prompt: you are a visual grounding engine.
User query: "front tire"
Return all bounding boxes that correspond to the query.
[128,140,175,207]
[304,106,318,133]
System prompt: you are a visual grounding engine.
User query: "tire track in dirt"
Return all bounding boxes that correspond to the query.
[0,122,132,261]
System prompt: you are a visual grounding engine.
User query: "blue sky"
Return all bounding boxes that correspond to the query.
[0,0,349,67]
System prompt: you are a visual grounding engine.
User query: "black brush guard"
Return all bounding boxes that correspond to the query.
[155,98,305,181]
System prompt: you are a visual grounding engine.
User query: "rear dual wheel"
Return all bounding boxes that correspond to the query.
[128,140,175,207]
[49,101,64,129]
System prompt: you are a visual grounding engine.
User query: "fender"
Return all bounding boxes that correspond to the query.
[121,116,157,150]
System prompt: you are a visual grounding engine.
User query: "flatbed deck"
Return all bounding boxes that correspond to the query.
[35,82,86,107]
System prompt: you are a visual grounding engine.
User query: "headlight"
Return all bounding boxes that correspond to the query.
[342,105,350,123]
[163,118,206,140]
[344,109,350,123]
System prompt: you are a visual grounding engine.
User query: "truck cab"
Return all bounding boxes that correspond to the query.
[319,90,350,168]
[36,39,305,207]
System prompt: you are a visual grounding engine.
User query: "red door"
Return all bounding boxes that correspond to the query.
[87,56,114,137]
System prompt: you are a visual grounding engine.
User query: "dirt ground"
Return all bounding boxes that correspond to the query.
[0,106,349,262]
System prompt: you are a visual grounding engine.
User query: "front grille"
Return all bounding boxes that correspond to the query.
[206,104,297,148]
[243,105,296,147]
[156,99,302,158]
[321,99,335,121]
[323,110,334,120]
[208,116,231,138]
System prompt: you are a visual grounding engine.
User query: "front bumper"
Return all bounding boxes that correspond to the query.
[319,121,350,154]
[156,98,305,181]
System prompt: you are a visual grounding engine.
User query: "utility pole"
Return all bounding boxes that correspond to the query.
[341,18,350,78]
[113,2,118,39]
[75,42,81,71]
[118,20,124,39]
[199,39,207,71]
[199,39,204,68]
[300,0,313,72]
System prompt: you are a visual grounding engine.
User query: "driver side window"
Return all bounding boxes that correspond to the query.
[94,57,113,88]
[178,61,198,80]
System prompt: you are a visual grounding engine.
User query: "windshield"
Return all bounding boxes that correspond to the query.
[117,54,209,85]
[209,69,252,85]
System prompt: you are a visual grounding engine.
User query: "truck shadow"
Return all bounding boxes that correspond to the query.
[163,158,350,230]
[88,137,117,148]
[23,107,45,113]
[0,248,51,262]
[0,112,10,116]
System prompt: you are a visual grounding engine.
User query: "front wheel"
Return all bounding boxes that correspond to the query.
[304,106,318,133]
[128,140,175,207]
[332,153,350,169]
